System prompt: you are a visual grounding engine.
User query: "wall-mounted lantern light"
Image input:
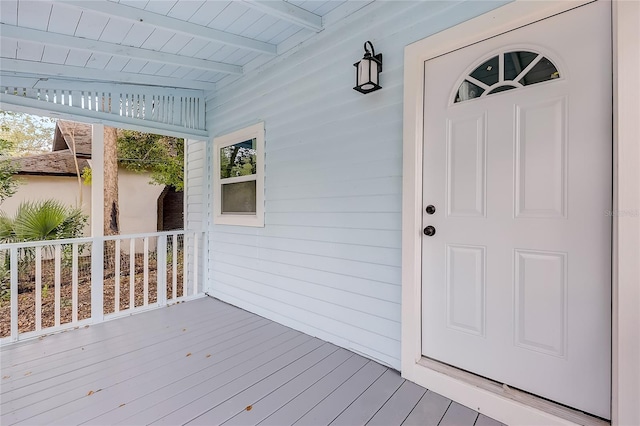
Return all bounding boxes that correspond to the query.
[353,41,382,94]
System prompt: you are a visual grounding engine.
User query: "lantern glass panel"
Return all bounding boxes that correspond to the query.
[358,60,372,89]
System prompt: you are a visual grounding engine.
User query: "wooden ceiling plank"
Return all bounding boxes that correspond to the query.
[47,3,83,35]
[84,53,113,70]
[55,0,277,55]
[118,23,156,49]
[64,50,93,67]
[1,38,18,60]
[240,0,323,32]
[98,19,134,44]
[0,24,243,75]
[17,1,52,31]
[0,58,216,91]
[41,45,70,65]
[166,0,205,21]
[16,40,44,62]
[73,9,110,39]
[0,1,18,26]
[161,33,194,55]
[187,1,229,27]
[143,0,178,16]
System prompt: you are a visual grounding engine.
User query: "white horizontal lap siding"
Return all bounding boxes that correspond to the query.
[204,0,509,369]
[185,139,209,293]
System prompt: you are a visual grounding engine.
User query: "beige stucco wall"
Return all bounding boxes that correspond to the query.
[117,169,165,235]
[1,169,166,237]
[1,175,93,235]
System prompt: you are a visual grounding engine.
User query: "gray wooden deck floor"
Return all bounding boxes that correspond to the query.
[1,297,503,426]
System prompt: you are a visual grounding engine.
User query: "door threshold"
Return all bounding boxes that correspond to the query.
[418,357,609,426]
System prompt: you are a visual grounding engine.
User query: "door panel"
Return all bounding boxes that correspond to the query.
[421,1,611,418]
[446,114,487,217]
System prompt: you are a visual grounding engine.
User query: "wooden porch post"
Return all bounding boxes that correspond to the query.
[91,124,104,322]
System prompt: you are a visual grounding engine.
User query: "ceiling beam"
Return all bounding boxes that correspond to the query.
[0,59,216,91]
[241,1,323,32]
[0,74,203,96]
[1,24,243,75]
[0,94,209,139]
[56,0,277,56]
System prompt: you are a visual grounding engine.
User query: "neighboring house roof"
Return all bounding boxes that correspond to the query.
[13,150,90,176]
[14,120,92,176]
[53,121,92,157]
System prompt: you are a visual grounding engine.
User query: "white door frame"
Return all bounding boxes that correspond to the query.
[401,1,640,425]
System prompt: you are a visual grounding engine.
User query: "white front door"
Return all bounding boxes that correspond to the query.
[421,1,611,418]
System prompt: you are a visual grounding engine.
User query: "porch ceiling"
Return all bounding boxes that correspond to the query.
[0,0,370,93]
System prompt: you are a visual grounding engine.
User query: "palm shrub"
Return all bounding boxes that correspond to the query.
[2,200,86,242]
[0,200,88,272]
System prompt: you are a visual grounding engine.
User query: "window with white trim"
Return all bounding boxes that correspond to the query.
[213,122,264,227]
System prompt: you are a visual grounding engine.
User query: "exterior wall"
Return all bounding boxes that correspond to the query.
[117,169,165,236]
[1,175,93,234]
[1,170,164,240]
[185,139,210,293]
[185,140,209,234]
[203,0,507,369]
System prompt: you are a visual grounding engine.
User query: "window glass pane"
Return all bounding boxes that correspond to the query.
[222,181,256,214]
[454,80,485,103]
[486,85,517,95]
[220,139,256,179]
[469,56,499,86]
[519,56,559,85]
[504,51,539,81]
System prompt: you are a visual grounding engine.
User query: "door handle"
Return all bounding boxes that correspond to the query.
[423,226,436,236]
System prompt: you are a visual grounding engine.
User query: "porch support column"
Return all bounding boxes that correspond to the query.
[90,124,105,322]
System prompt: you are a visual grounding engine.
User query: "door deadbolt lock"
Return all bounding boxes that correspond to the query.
[426,205,436,215]
[423,226,436,236]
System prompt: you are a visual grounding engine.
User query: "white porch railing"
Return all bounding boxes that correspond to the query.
[0,230,205,343]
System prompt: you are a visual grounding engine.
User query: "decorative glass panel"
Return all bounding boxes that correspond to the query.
[221,181,257,214]
[504,51,538,81]
[519,56,559,85]
[469,56,499,86]
[220,139,257,179]
[454,51,560,104]
[455,81,485,103]
[487,85,518,95]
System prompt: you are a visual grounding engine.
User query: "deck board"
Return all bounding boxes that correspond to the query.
[439,402,479,426]
[293,361,387,425]
[366,380,427,426]
[221,349,353,425]
[259,354,370,425]
[402,390,452,425]
[330,368,405,426]
[0,296,498,425]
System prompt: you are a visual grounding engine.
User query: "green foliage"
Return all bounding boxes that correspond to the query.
[0,265,10,301]
[81,167,92,185]
[0,110,52,203]
[0,200,88,243]
[219,142,256,179]
[0,115,20,203]
[0,158,19,204]
[0,110,56,156]
[117,131,184,191]
[0,200,88,286]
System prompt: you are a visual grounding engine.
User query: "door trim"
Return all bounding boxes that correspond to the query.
[401,1,640,425]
